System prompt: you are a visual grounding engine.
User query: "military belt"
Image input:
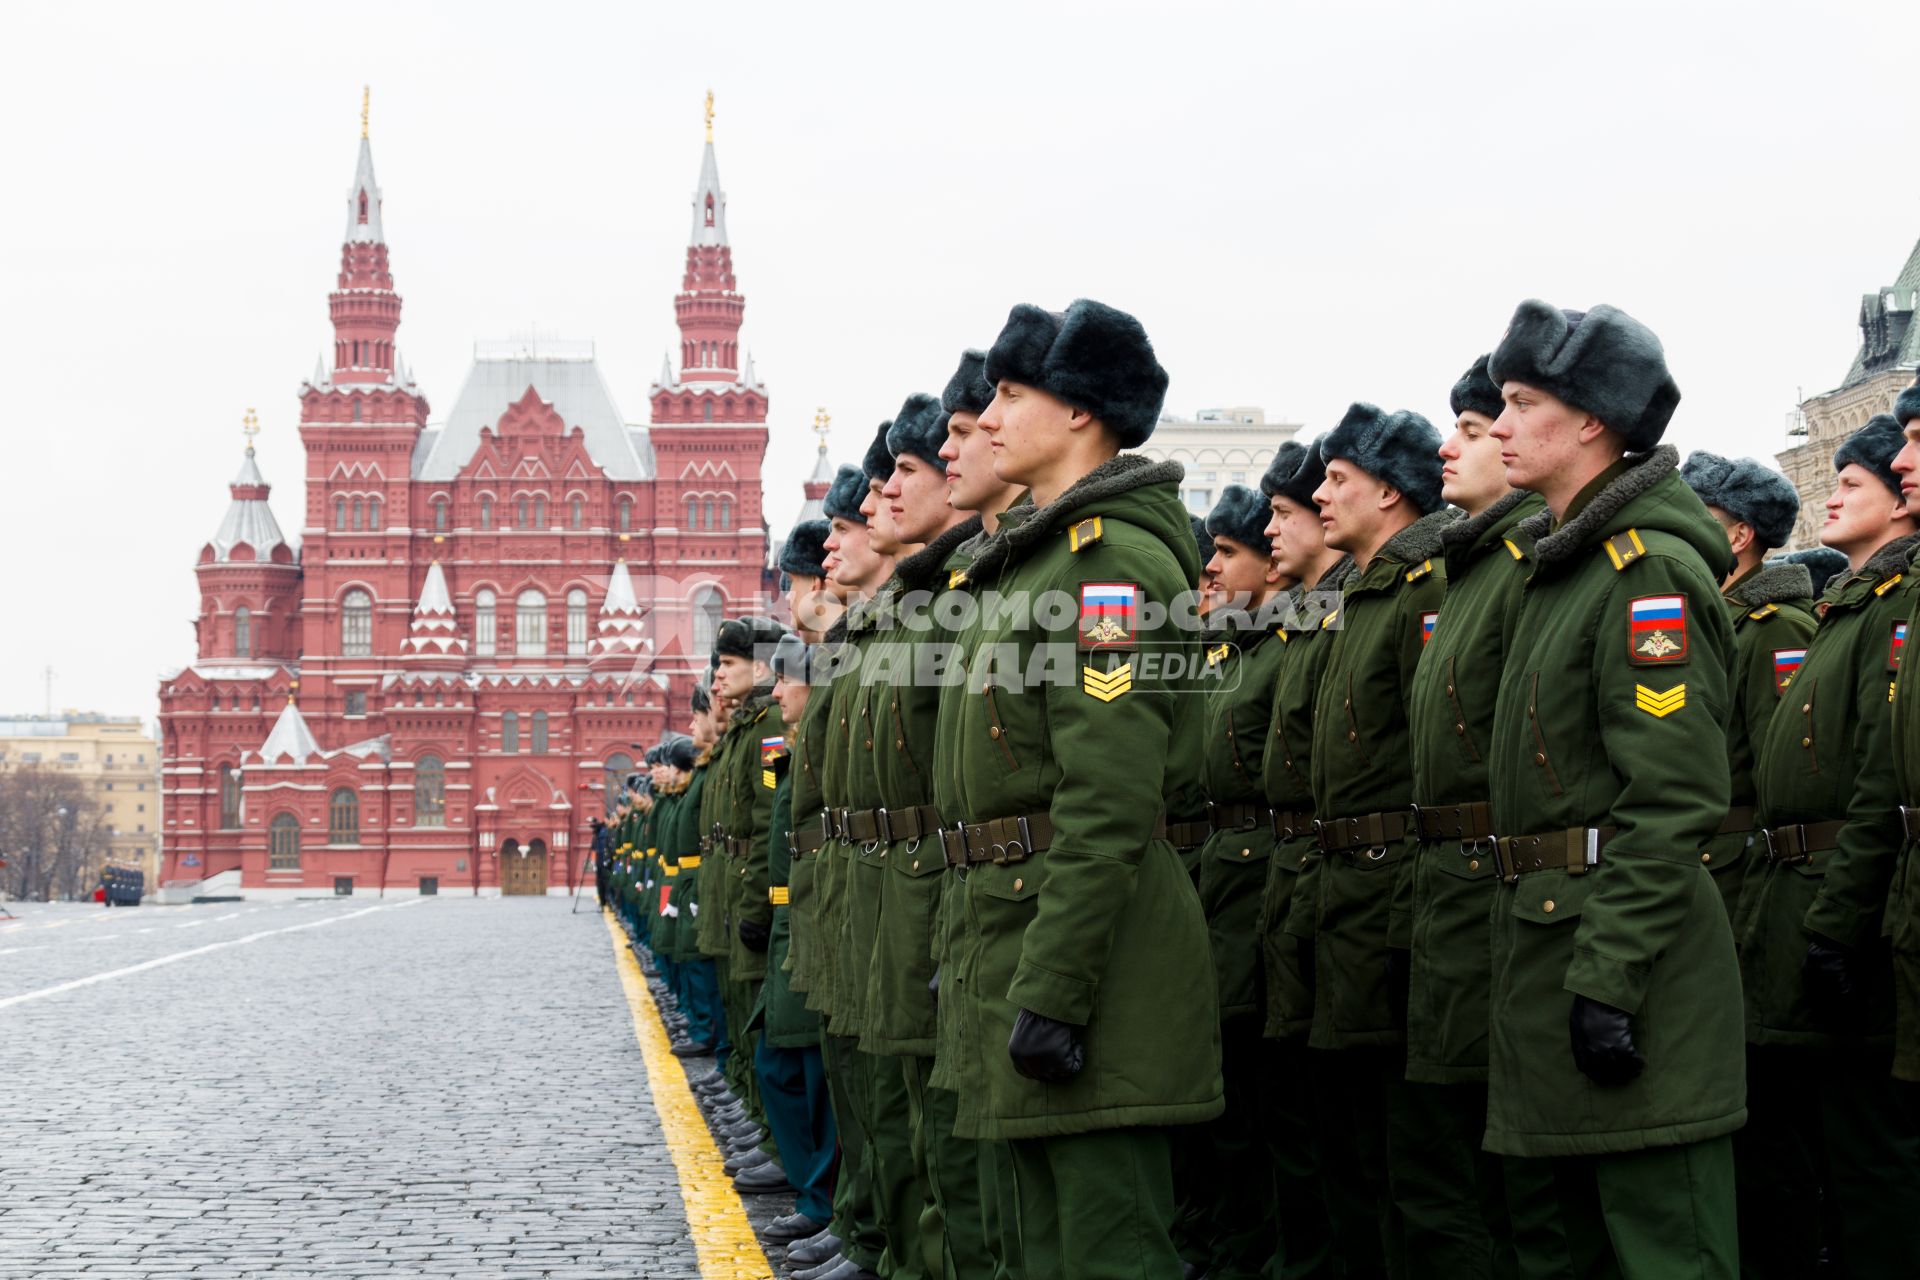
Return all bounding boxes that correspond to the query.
[790,823,827,858]
[1412,801,1495,843]
[938,812,1173,868]
[1902,806,1920,844]
[840,803,942,845]
[1269,807,1316,840]
[1760,819,1845,865]
[1167,818,1211,849]
[1207,802,1273,835]
[677,855,701,869]
[768,885,790,906]
[1718,806,1758,836]
[1491,826,1616,883]
[1315,809,1415,855]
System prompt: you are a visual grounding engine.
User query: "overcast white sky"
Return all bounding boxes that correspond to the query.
[3,0,1916,724]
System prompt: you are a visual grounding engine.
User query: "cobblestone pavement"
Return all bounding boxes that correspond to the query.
[0,896,789,1278]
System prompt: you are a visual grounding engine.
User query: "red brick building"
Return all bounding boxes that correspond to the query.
[158,114,772,897]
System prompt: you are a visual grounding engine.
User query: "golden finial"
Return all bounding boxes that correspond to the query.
[812,406,831,454]
[242,407,260,451]
[704,89,715,143]
[361,86,370,139]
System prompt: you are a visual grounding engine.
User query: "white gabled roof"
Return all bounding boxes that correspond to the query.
[257,700,320,763]
[411,349,652,481]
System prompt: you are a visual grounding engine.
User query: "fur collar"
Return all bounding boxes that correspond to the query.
[894,514,985,590]
[1376,506,1460,567]
[964,454,1185,582]
[1440,489,1531,555]
[1726,562,1813,609]
[1853,531,1920,587]
[729,688,776,729]
[1520,446,1679,567]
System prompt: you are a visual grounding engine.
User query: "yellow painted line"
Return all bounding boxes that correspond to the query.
[602,909,770,1280]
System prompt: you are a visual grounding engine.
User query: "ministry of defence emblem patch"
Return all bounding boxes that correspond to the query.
[1629,594,1689,665]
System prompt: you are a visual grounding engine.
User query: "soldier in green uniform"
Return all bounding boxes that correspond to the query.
[1678,451,1817,931]
[1185,483,1289,1279]
[1302,401,1451,1274]
[1259,439,1348,1280]
[1746,415,1920,1276]
[1889,383,1920,1097]
[675,682,729,1068]
[940,299,1222,1279]
[860,392,997,1280]
[1483,299,1742,1277]
[1400,355,1540,1279]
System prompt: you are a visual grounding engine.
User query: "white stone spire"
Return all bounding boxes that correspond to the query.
[257,699,320,763]
[345,135,385,245]
[688,140,728,248]
[590,560,651,669]
[401,561,466,665]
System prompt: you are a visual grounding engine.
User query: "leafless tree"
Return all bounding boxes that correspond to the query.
[0,768,111,902]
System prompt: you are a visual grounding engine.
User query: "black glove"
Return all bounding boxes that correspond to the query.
[1569,994,1644,1086]
[1386,947,1411,1029]
[1803,939,1865,1030]
[737,918,770,953]
[928,966,941,1007]
[1008,1008,1086,1083]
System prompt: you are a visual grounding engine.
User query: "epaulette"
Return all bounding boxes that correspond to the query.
[1748,603,1780,622]
[948,568,969,589]
[1504,538,1526,561]
[1275,627,1290,642]
[1875,573,1905,597]
[1404,559,1435,584]
[1206,642,1231,667]
[1602,529,1647,571]
[1321,609,1341,630]
[1068,517,1104,553]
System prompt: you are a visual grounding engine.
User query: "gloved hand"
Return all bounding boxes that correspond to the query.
[1569,994,1645,1086]
[663,903,679,919]
[1803,939,1865,1030]
[1386,947,1411,1028]
[737,919,770,952]
[928,966,941,1007]
[1008,1008,1086,1083]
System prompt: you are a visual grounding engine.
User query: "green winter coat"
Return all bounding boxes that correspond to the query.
[760,749,822,1047]
[1196,614,1290,1022]
[1890,545,1920,1081]
[1405,490,1543,1084]
[1745,533,1919,1046]
[1265,561,1351,1041]
[857,517,984,1058]
[695,731,735,960]
[1712,562,1818,932]
[648,788,679,954]
[783,649,836,998]
[1305,508,1454,1050]
[722,692,781,981]
[804,607,868,1024]
[940,455,1223,1140]
[828,602,890,1039]
[670,762,711,964]
[1485,446,1745,1158]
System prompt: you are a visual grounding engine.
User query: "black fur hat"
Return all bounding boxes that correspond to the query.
[643,744,663,766]
[779,518,831,579]
[1680,451,1801,551]
[1834,413,1905,498]
[1450,354,1504,423]
[1777,546,1849,596]
[863,422,895,487]
[1188,515,1211,570]
[769,632,813,684]
[625,773,651,798]
[886,393,950,472]
[1488,299,1681,449]
[690,677,711,714]
[942,349,994,417]
[713,614,789,662]
[1206,484,1273,555]
[1261,438,1327,508]
[984,298,1170,447]
[823,464,868,523]
[664,735,696,772]
[1320,404,1445,515]
[1896,380,1920,427]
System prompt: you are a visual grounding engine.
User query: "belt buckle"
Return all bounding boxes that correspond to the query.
[875,807,893,844]
[1490,837,1514,884]
[1007,815,1032,862]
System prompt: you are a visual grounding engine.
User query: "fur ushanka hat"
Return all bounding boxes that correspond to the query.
[1206,484,1273,556]
[1776,547,1849,596]
[942,349,994,417]
[1450,353,1504,423]
[862,423,894,488]
[1896,379,1920,428]
[886,393,949,472]
[1833,414,1905,499]
[779,518,831,579]
[1488,299,1681,449]
[822,465,868,524]
[1680,451,1801,551]
[713,615,789,664]
[1260,438,1327,509]
[984,298,1170,448]
[1319,404,1445,516]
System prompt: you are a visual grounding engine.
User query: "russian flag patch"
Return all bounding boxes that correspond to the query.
[1079,582,1140,649]
[761,735,786,765]
[1629,594,1689,665]
[1421,611,1439,646]
[1893,622,1908,673]
[1773,647,1806,695]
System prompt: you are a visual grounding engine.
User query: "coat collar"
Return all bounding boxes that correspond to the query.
[1725,561,1813,610]
[1518,445,1679,567]
[965,454,1185,582]
[893,514,985,591]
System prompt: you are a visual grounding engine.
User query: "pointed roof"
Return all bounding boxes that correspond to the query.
[206,445,290,563]
[257,699,320,763]
[401,561,466,665]
[590,560,652,670]
[1840,233,1920,389]
[345,136,385,244]
[689,141,728,247]
[416,561,453,614]
[655,351,676,391]
[601,559,639,613]
[413,348,651,481]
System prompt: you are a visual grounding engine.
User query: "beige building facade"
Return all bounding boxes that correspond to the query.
[1139,406,1304,517]
[0,713,162,887]
[1777,234,1920,551]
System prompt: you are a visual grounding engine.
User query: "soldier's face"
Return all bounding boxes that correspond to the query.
[773,674,810,727]
[1490,381,1589,493]
[981,380,1075,488]
[715,653,755,700]
[785,573,836,640]
[1439,411,1509,515]
[862,479,907,554]
[1821,463,1912,559]
[827,518,885,590]
[1266,494,1323,582]
[1312,458,1394,554]
[943,411,1006,512]
[1204,536,1271,605]
[884,454,951,543]
[1892,424,1920,518]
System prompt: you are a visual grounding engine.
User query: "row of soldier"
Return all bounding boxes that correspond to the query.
[591,295,1920,1280]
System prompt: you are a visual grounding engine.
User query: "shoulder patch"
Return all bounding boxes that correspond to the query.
[1748,603,1780,622]
[1603,529,1649,572]
[1067,517,1104,553]
[1080,582,1140,649]
[1772,647,1806,695]
[1634,682,1686,718]
[1404,559,1435,584]
[1081,661,1133,702]
[1629,594,1690,665]
[1893,621,1908,673]
[1420,611,1439,646]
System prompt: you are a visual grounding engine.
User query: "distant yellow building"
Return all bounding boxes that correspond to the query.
[0,713,162,889]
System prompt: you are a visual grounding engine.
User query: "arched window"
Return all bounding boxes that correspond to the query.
[567,588,588,656]
[478,496,493,530]
[502,711,520,753]
[703,501,714,530]
[516,588,547,656]
[604,752,632,816]
[351,398,362,423]
[569,497,583,530]
[618,497,632,531]
[368,496,382,529]
[692,586,723,656]
[218,764,242,829]
[532,710,549,754]
[414,754,445,827]
[269,813,301,869]
[686,496,698,528]
[515,496,528,529]
[334,497,347,530]
[233,606,251,659]
[329,787,359,844]
[341,589,373,657]
[533,495,546,528]
[474,588,497,656]
[717,498,731,530]
[703,399,714,424]
[434,498,448,532]
[351,498,363,531]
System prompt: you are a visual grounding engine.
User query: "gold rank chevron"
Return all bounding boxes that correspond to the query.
[1081,662,1134,703]
[1634,682,1686,718]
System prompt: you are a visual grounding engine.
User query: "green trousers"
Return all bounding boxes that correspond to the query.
[1181,1018,1278,1278]
[823,1032,886,1272]
[722,974,765,1130]
[866,1048,934,1280]
[1258,1040,1336,1279]
[1009,1127,1179,1280]
[1384,1079,1512,1279]
[1506,1135,1736,1280]
[979,1135,1025,1280]
[904,1058,997,1280]
[1311,1046,1403,1277]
